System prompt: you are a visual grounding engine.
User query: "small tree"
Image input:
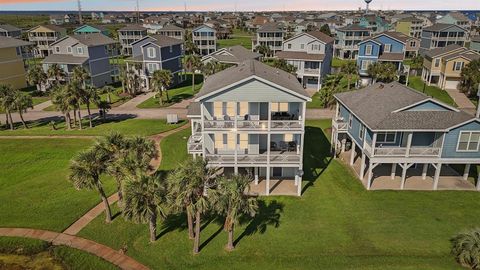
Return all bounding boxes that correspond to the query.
[340,61,358,90]
[47,64,65,86]
[270,58,297,75]
[50,85,72,130]
[255,44,271,57]
[451,228,480,269]
[101,85,116,104]
[460,59,480,98]
[26,65,47,91]
[183,54,202,94]
[319,24,332,37]
[69,146,112,222]
[150,70,173,105]
[13,91,33,129]
[123,174,168,242]
[318,74,344,108]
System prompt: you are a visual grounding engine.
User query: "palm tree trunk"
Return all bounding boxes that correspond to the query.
[66,112,72,130]
[193,210,201,254]
[5,113,9,129]
[77,108,83,130]
[98,185,112,223]
[165,88,170,102]
[7,111,14,130]
[19,111,27,129]
[149,212,157,242]
[347,77,351,90]
[187,210,194,239]
[73,109,77,127]
[192,73,195,93]
[116,179,123,203]
[226,225,234,251]
[86,103,93,128]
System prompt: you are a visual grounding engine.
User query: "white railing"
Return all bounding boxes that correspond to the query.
[373,147,440,157]
[270,121,302,130]
[237,120,269,130]
[203,120,301,130]
[332,119,348,131]
[304,68,320,74]
[204,120,235,129]
[205,153,301,164]
[269,154,301,164]
[187,135,202,153]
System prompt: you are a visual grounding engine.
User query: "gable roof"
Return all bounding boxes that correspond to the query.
[119,24,147,31]
[145,35,183,47]
[195,60,310,101]
[73,24,107,33]
[424,44,464,59]
[203,45,261,64]
[0,24,21,32]
[338,24,369,32]
[0,36,31,49]
[28,24,65,33]
[193,24,215,32]
[72,33,116,46]
[423,23,466,32]
[258,22,284,32]
[334,82,473,131]
[305,31,335,44]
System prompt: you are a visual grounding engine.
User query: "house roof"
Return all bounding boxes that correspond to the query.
[423,23,465,32]
[276,51,325,61]
[196,60,310,100]
[337,24,369,32]
[187,102,201,116]
[72,33,117,46]
[334,82,473,131]
[160,24,184,31]
[203,45,261,64]
[74,24,108,32]
[424,44,464,59]
[0,24,21,32]
[43,54,89,64]
[471,35,480,43]
[306,31,335,44]
[193,24,215,32]
[147,35,183,47]
[443,50,480,62]
[378,52,405,61]
[28,24,66,33]
[0,36,31,49]
[446,12,470,22]
[119,24,147,31]
[258,22,283,32]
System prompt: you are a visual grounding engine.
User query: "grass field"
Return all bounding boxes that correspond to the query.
[137,74,203,109]
[408,76,456,106]
[0,139,117,232]
[0,119,185,137]
[76,120,478,269]
[307,76,358,109]
[218,29,253,50]
[0,237,117,270]
[0,14,49,28]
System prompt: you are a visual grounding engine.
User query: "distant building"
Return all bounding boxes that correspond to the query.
[358,15,391,34]
[0,37,32,89]
[43,33,118,87]
[470,35,480,53]
[27,25,67,58]
[157,24,185,40]
[252,22,284,56]
[420,23,468,54]
[334,24,371,59]
[394,17,424,38]
[118,25,148,55]
[49,14,75,25]
[277,31,334,90]
[73,25,109,36]
[0,24,22,38]
[192,25,217,56]
[437,12,472,34]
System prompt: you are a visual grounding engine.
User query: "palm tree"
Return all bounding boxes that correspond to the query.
[47,64,65,86]
[121,136,158,177]
[183,54,201,94]
[50,85,72,130]
[69,81,83,130]
[101,85,116,104]
[26,65,47,91]
[460,59,480,97]
[270,59,297,74]
[318,74,344,108]
[72,66,91,90]
[211,174,258,251]
[340,61,358,90]
[202,61,217,81]
[123,174,168,242]
[0,84,15,130]
[13,91,33,129]
[367,62,382,84]
[150,70,173,105]
[368,62,397,84]
[81,85,100,128]
[119,66,128,94]
[184,30,198,55]
[451,228,480,269]
[255,44,271,57]
[69,146,112,222]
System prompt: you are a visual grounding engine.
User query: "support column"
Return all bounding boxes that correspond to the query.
[463,164,471,181]
[297,167,302,196]
[391,163,397,180]
[265,167,270,196]
[359,152,366,180]
[476,173,480,191]
[234,166,238,175]
[341,137,346,153]
[422,163,428,180]
[254,167,259,185]
[350,142,356,165]
[433,163,442,190]
[400,163,407,190]
[366,162,373,190]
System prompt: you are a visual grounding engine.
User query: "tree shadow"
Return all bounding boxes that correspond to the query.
[301,125,333,194]
[156,212,188,240]
[233,200,284,246]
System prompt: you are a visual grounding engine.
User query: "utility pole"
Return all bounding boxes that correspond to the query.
[476,85,480,118]
[136,0,140,24]
[77,0,83,25]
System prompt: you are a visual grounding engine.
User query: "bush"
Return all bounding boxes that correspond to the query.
[451,228,480,269]
[0,237,50,255]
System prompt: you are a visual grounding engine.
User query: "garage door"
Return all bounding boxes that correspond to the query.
[444,79,460,90]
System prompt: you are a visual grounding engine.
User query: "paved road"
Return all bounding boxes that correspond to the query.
[445,88,477,115]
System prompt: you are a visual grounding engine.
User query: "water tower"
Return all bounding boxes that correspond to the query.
[364,0,373,13]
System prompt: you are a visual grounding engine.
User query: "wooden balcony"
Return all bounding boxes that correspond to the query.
[205,152,301,165]
[187,135,202,154]
[203,120,302,131]
[332,118,348,132]
[372,146,441,157]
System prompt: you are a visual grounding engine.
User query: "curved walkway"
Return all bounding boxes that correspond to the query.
[0,228,148,270]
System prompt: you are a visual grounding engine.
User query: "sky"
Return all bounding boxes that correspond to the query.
[0,0,479,12]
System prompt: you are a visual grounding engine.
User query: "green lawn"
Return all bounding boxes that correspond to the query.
[408,76,456,107]
[0,237,117,270]
[0,119,185,137]
[76,120,478,269]
[332,57,355,68]
[0,139,117,232]
[218,29,253,50]
[137,74,203,109]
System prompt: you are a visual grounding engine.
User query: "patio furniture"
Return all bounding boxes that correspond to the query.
[288,141,297,152]
[279,141,288,151]
[270,141,278,151]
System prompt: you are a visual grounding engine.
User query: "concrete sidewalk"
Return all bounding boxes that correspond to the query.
[445,89,477,115]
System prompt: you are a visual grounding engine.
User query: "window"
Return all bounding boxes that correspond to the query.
[453,61,464,71]
[67,47,72,53]
[361,60,372,70]
[409,41,416,47]
[376,132,396,143]
[147,63,158,72]
[457,131,480,152]
[271,102,289,112]
[300,44,304,49]
[359,125,365,140]
[384,44,391,53]
[287,44,292,49]
[147,47,156,58]
[365,44,372,55]
[434,58,440,68]
[348,115,352,129]
[213,102,223,118]
[55,46,60,53]
[76,47,83,54]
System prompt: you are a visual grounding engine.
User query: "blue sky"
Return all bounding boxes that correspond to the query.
[1,0,479,11]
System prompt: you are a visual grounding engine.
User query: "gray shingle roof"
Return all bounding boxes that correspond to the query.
[119,24,147,31]
[149,35,183,47]
[276,51,326,61]
[338,24,369,32]
[196,60,310,100]
[204,45,261,64]
[0,36,32,49]
[72,33,117,46]
[258,22,283,32]
[306,31,335,44]
[424,44,464,59]
[334,82,473,131]
[43,54,89,64]
[0,24,21,32]
[423,23,463,32]
[187,102,201,116]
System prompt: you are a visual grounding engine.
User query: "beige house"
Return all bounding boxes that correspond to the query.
[421,44,480,90]
[27,25,66,58]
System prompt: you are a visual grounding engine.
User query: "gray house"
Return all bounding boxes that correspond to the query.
[419,23,468,54]
[277,31,334,90]
[187,60,312,196]
[125,35,184,90]
[201,45,261,65]
[118,25,148,55]
[192,25,217,56]
[0,24,22,38]
[43,33,118,87]
[331,82,480,191]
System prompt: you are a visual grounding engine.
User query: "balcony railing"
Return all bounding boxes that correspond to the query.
[303,68,320,74]
[204,120,302,130]
[187,135,202,153]
[271,121,302,130]
[332,118,348,131]
[373,147,441,157]
[205,153,301,165]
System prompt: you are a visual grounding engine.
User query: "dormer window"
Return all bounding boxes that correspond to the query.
[453,61,464,71]
[434,58,440,68]
[67,47,72,53]
[287,44,292,49]
[365,44,372,56]
[147,47,156,58]
[384,44,391,53]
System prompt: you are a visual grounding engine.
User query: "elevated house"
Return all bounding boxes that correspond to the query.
[421,44,480,90]
[331,82,480,191]
[118,25,148,55]
[0,24,22,38]
[394,17,424,38]
[437,12,472,34]
[251,22,284,56]
[125,35,184,91]
[0,37,32,89]
[157,24,185,40]
[358,15,391,34]
[469,35,480,53]
[420,23,468,54]
[73,25,109,36]
[334,24,371,59]
[27,25,67,58]
[276,31,334,90]
[192,25,217,56]
[186,60,311,196]
[43,33,118,87]
[202,45,261,65]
